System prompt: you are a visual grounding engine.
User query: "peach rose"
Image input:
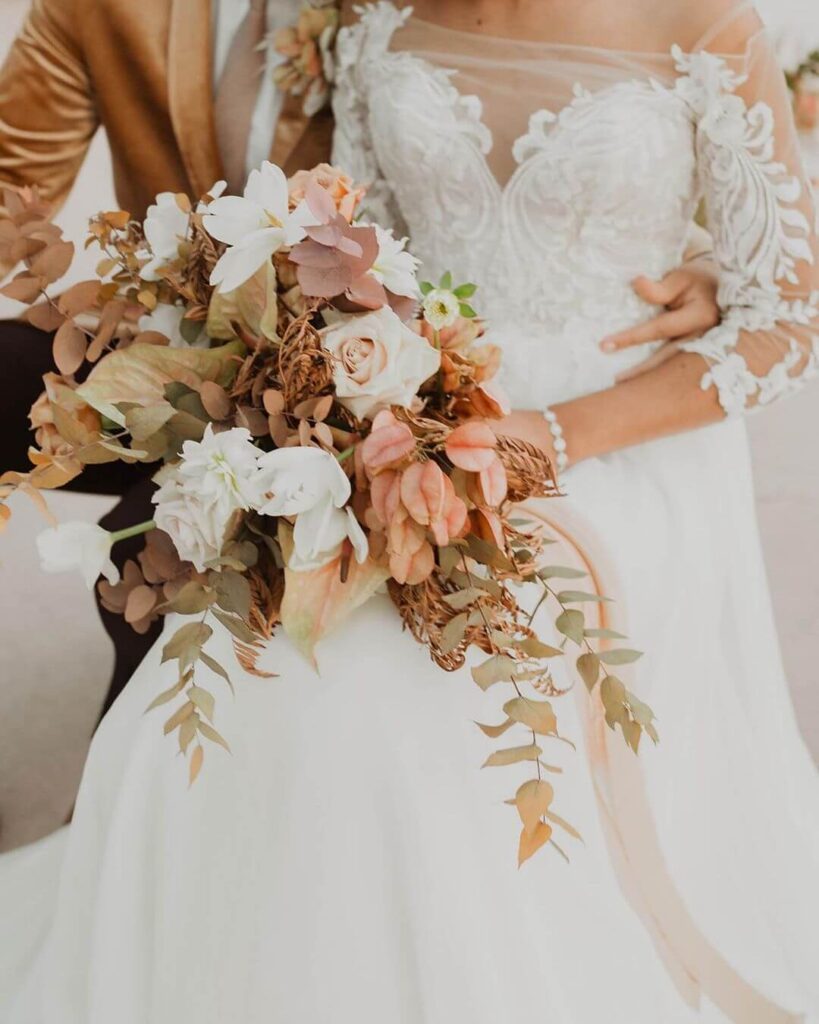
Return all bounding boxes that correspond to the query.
[288,164,365,223]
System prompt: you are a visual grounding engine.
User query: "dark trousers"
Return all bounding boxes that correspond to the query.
[1,321,160,723]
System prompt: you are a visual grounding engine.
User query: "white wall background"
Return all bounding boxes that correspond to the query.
[1,0,818,852]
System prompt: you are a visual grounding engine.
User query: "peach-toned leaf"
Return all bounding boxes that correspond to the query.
[400,460,445,526]
[27,302,65,332]
[477,456,508,507]
[279,523,389,667]
[189,744,204,785]
[389,538,434,585]
[514,779,554,836]
[0,273,43,303]
[58,280,101,318]
[53,321,88,375]
[518,821,553,867]
[361,414,415,473]
[445,420,497,471]
[125,584,158,624]
[30,239,74,283]
[201,380,233,420]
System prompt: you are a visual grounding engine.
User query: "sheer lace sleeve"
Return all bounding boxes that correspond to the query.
[332,2,407,232]
[676,12,819,415]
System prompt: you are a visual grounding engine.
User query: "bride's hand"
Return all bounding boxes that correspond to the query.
[598,256,721,382]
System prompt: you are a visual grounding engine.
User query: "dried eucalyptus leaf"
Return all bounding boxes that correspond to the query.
[144,678,186,713]
[518,821,553,867]
[197,719,231,752]
[576,652,600,691]
[556,609,585,645]
[599,649,643,666]
[583,627,627,640]
[538,565,587,580]
[212,607,258,644]
[514,779,554,834]
[503,697,557,736]
[163,700,195,735]
[161,622,213,663]
[476,718,515,739]
[471,653,517,690]
[440,611,469,654]
[483,742,542,769]
[199,651,233,690]
[214,569,252,621]
[189,744,204,785]
[188,685,215,722]
[557,590,610,604]
[545,809,582,841]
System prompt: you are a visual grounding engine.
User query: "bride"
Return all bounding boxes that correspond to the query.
[2,0,819,1020]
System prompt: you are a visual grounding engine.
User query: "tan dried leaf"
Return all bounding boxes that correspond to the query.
[482,742,541,768]
[518,821,553,867]
[53,321,88,376]
[124,584,158,624]
[189,744,204,785]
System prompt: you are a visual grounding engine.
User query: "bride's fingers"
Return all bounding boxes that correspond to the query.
[631,273,685,306]
[615,340,683,382]
[600,302,705,351]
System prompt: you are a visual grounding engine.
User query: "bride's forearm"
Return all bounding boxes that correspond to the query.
[499,351,725,466]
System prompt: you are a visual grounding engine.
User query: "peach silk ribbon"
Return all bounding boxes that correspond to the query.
[523,501,804,1024]
[213,0,268,195]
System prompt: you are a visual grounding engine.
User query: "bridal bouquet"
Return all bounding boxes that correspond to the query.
[0,162,656,864]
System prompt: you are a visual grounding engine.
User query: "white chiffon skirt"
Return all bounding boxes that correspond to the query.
[1,419,818,1023]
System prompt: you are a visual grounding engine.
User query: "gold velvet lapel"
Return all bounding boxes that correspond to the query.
[168,0,226,198]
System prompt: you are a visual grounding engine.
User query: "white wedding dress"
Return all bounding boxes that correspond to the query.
[3,2,819,1021]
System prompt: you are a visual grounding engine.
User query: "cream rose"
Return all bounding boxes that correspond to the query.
[36,522,119,589]
[152,478,231,572]
[321,306,441,421]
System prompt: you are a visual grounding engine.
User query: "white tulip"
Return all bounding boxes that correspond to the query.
[36,522,119,589]
[321,306,441,421]
[255,446,351,517]
[204,162,316,293]
[289,505,369,573]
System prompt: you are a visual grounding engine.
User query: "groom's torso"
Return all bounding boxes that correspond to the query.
[0,0,333,222]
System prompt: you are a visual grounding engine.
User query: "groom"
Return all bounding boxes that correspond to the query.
[0,0,721,719]
[0,0,334,715]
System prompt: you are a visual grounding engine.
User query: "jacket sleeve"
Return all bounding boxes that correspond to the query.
[0,0,97,252]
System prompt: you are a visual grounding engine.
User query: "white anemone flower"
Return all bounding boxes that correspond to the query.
[36,522,119,588]
[369,225,420,299]
[204,161,316,293]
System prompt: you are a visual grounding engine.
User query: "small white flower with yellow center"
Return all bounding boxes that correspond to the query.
[422,287,462,331]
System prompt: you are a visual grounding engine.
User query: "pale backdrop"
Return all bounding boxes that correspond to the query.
[1,0,818,852]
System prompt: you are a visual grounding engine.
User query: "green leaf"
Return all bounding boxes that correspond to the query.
[439,270,453,290]
[419,280,434,296]
[557,590,610,604]
[483,743,542,768]
[471,653,518,690]
[555,609,585,645]
[453,282,477,299]
[599,649,643,666]
[539,565,587,580]
[459,303,477,319]
[583,627,627,640]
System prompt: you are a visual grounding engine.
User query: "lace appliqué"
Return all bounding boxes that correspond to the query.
[674,46,818,414]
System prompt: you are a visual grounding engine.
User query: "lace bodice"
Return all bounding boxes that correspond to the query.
[332,2,819,414]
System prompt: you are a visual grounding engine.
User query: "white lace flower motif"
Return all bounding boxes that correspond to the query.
[204,162,316,292]
[36,522,119,588]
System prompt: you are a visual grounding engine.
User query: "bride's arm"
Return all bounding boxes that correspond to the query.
[501,9,819,467]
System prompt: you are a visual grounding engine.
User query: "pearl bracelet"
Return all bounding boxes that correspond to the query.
[542,407,569,478]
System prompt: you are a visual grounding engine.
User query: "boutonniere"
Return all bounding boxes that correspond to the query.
[786,50,819,132]
[271,0,340,117]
